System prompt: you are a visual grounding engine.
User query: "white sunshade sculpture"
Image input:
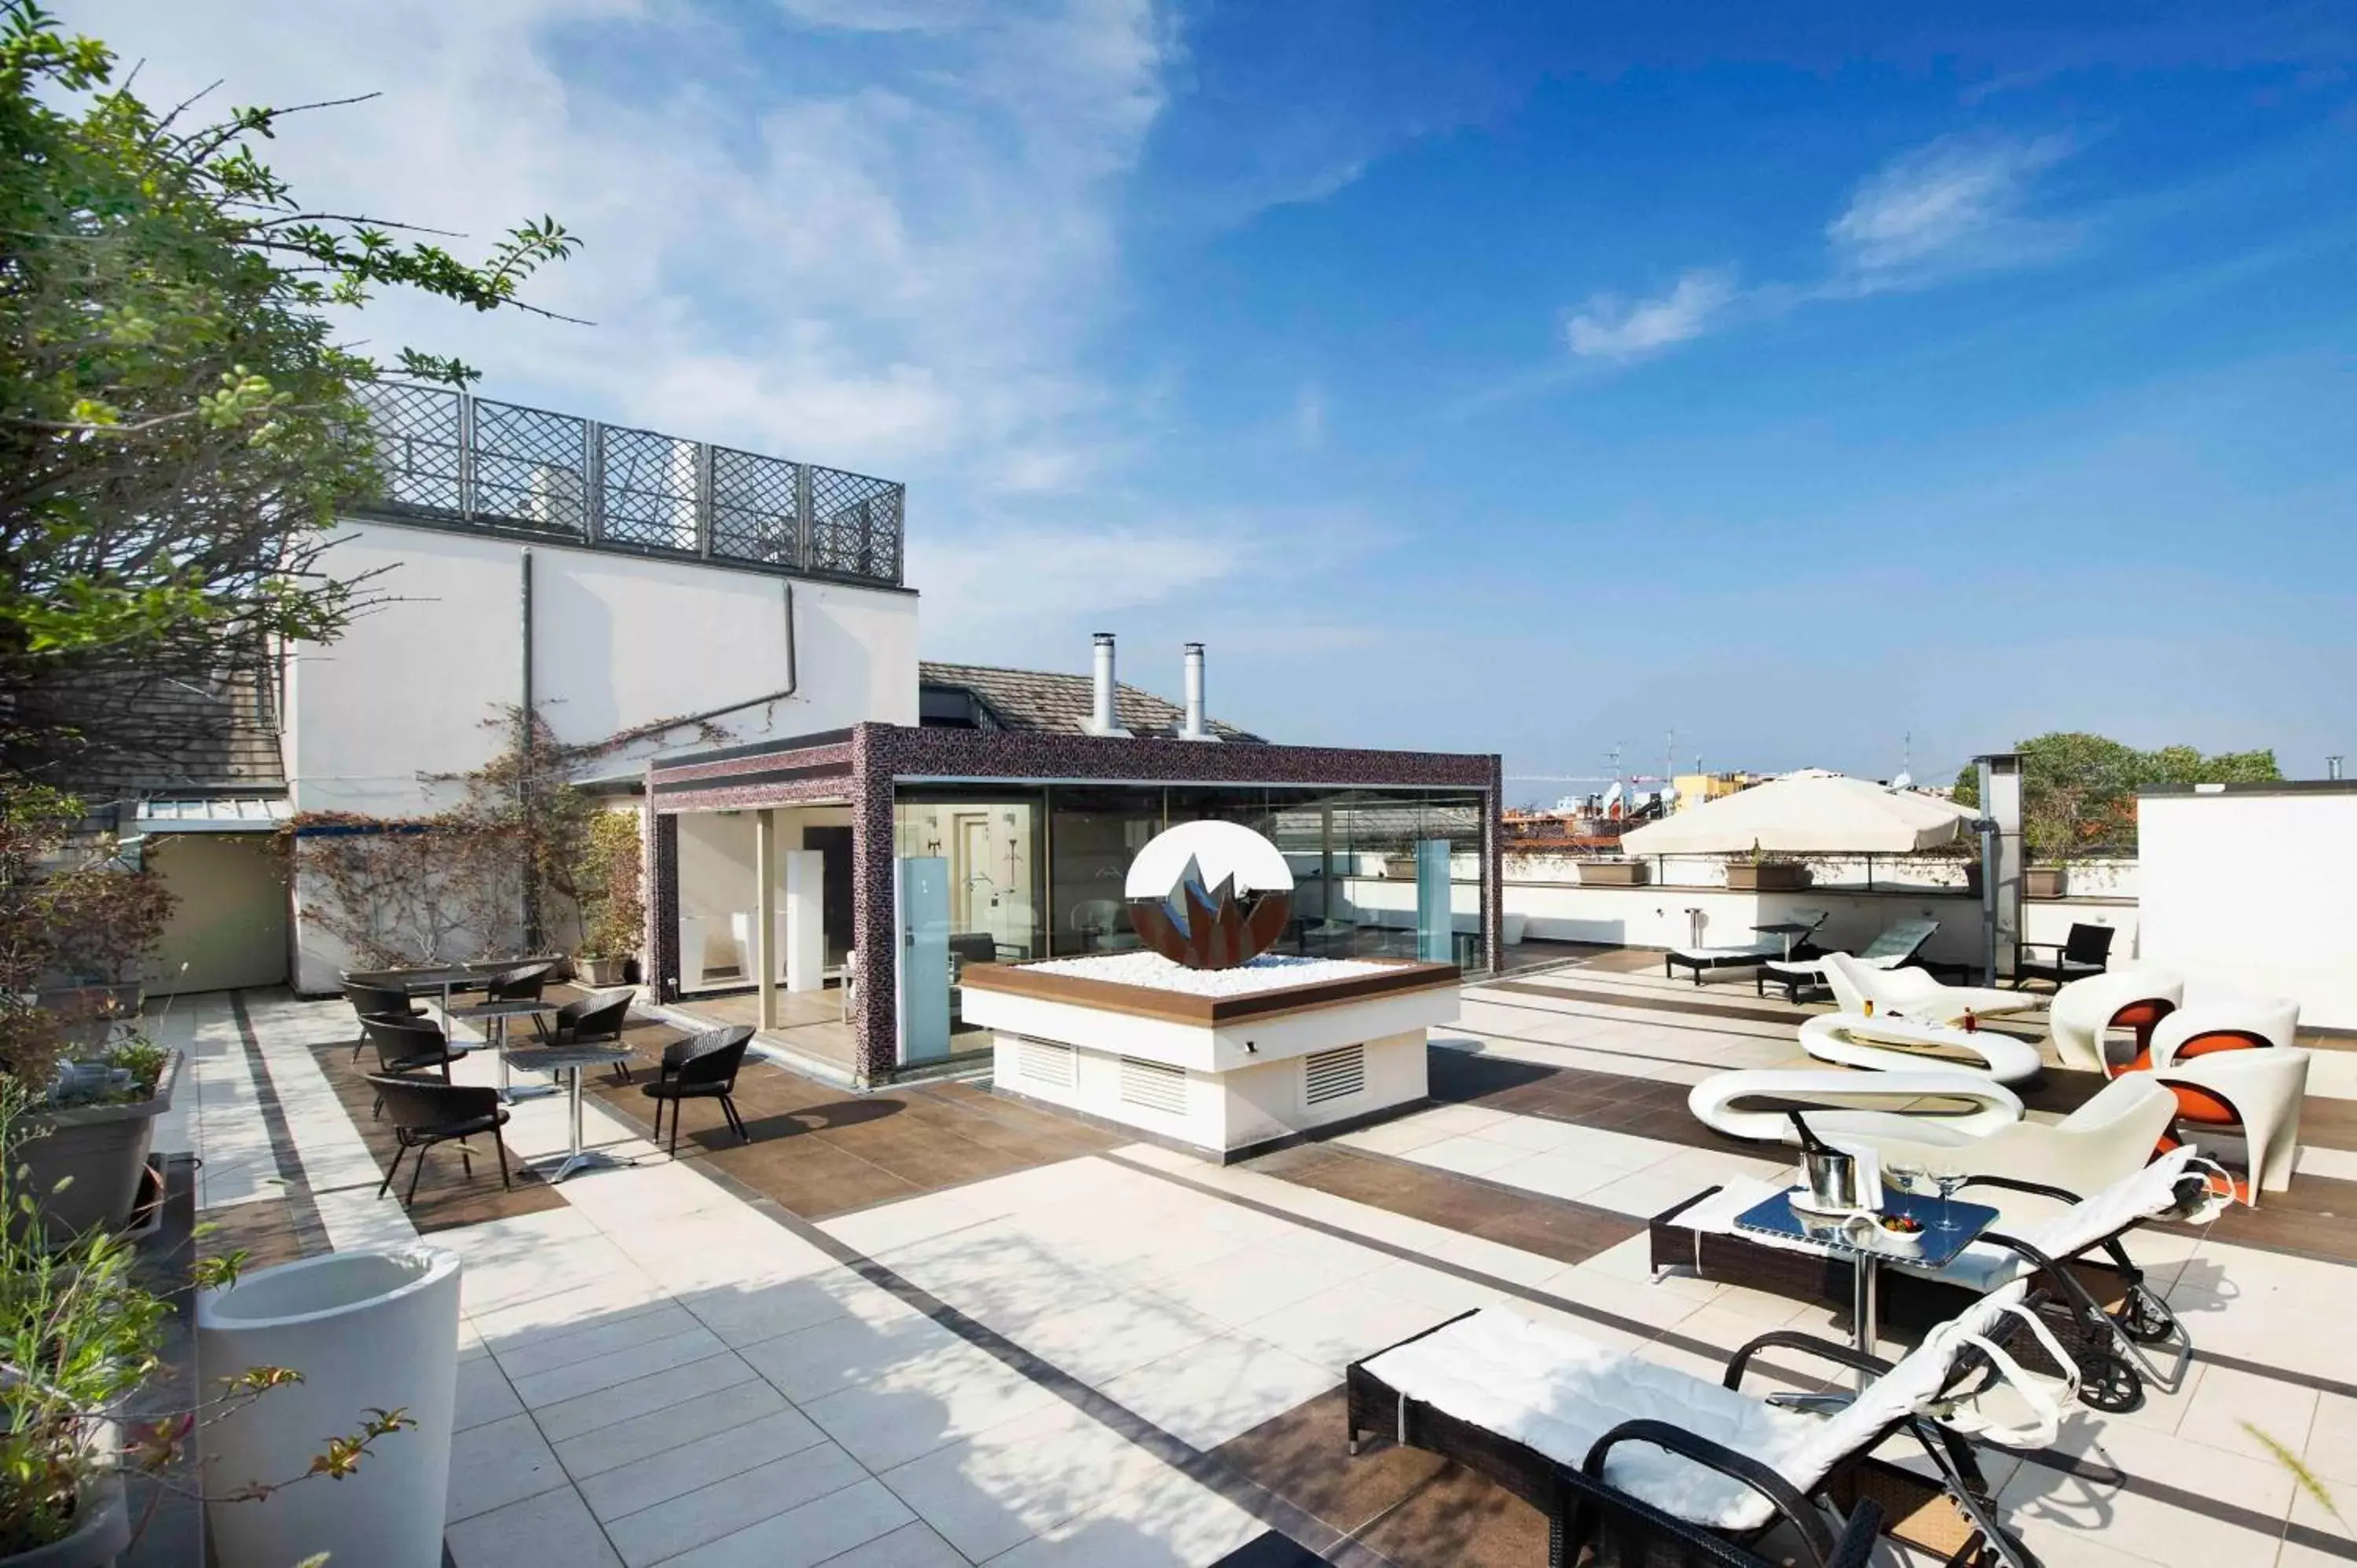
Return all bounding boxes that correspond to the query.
[1620,770,1975,857]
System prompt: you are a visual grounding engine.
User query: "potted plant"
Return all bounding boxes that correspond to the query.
[1725,843,1810,892]
[13,1035,181,1244]
[0,1087,418,1566]
[1578,859,1650,886]
[572,811,646,986]
[2025,864,2067,899]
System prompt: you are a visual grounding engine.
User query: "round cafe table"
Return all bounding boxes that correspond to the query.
[501,1045,636,1183]
[448,999,559,1102]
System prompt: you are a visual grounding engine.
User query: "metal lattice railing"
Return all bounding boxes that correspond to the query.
[350,383,905,585]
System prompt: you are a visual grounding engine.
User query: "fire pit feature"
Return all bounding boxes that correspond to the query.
[966,822,1460,1158]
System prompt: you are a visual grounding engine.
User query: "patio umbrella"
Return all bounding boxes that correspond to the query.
[1618,770,1974,855]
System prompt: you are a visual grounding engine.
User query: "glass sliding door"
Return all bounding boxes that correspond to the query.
[1045,786,1165,956]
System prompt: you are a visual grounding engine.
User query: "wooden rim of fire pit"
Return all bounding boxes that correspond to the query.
[959,958,1460,1026]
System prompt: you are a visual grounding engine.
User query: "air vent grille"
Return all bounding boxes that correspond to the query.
[1303,1043,1367,1106]
[1017,1040,1076,1089]
[1118,1056,1188,1116]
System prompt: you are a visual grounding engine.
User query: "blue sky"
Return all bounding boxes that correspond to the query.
[106,2,2357,801]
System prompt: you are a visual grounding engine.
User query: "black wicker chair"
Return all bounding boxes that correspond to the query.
[640,1026,755,1156]
[361,1016,464,1117]
[365,1075,511,1206]
[551,987,636,1081]
[343,980,423,1061]
[2014,924,2114,991]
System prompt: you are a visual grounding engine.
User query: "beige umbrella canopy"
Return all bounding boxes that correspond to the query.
[1619,771,1975,856]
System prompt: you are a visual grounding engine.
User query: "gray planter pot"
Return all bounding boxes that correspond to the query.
[1727,863,1810,892]
[2025,866,2067,899]
[1577,860,1650,886]
[578,956,630,986]
[17,1050,181,1244]
[0,1471,127,1568]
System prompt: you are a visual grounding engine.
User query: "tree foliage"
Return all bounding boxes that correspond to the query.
[1950,732,2283,857]
[0,2,577,779]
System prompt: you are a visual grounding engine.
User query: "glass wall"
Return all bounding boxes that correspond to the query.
[893,782,1490,973]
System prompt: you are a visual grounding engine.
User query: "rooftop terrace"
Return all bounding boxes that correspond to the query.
[354,383,907,589]
[165,954,2357,1568]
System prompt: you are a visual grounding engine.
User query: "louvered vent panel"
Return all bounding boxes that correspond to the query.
[1303,1044,1368,1106]
[1017,1040,1076,1089]
[1118,1057,1188,1116]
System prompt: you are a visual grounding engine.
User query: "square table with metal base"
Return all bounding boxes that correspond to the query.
[502,1045,636,1182]
[1732,1186,2000,1387]
[1750,921,1816,961]
[449,999,560,1102]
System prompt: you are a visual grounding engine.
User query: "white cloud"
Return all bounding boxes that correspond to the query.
[1293,383,1328,449]
[907,522,1249,650]
[1564,268,1739,360]
[1826,132,2074,290]
[93,0,1170,482]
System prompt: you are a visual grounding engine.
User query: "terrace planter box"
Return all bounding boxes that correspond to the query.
[2025,866,2067,899]
[18,1050,181,1244]
[1726,863,1811,892]
[1577,861,1649,886]
[577,956,631,986]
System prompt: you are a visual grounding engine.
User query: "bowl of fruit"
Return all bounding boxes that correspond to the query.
[1873,1212,1926,1255]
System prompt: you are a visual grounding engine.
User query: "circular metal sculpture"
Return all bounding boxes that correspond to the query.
[1123,821,1295,969]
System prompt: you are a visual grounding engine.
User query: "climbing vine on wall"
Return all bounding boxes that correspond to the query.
[285,705,720,969]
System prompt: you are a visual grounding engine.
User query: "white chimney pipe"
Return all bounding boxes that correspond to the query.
[1085,632,1128,736]
[1181,642,1214,742]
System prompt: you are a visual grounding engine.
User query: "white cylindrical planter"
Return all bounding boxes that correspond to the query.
[198,1247,461,1568]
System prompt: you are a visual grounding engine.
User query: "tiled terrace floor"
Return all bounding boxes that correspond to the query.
[156,954,2357,1568]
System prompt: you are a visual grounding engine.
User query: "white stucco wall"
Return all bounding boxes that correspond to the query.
[2140,790,2357,1027]
[284,518,915,990]
[284,519,918,817]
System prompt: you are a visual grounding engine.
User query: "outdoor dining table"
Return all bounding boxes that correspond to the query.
[500,1044,636,1183]
[448,998,559,1103]
[1731,1185,1999,1387]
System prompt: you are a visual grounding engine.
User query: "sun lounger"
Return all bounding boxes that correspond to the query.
[1653,1145,2228,1414]
[1689,1068,2024,1147]
[1797,1012,2045,1085]
[1820,951,2044,1027]
[1757,918,1939,1002]
[1347,1285,2063,1568]
[1664,908,1827,985]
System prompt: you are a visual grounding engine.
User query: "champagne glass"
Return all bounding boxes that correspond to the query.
[1882,1157,1925,1203]
[1929,1160,1968,1233]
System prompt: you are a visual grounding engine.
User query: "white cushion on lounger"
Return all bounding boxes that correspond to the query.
[1897,1143,2209,1291]
[1360,1288,2029,1533]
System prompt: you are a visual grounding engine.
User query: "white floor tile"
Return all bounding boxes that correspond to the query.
[604,1439,871,1566]
[446,1482,624,1568]
[580,1406,829,1522]
[445,1412,569,1523]
[657,1475,915,1568]
[1100,1332,1337,1450]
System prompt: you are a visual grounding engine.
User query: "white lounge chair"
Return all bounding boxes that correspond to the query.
[1821,951,2043,1028]
[1828,1073,2181,1200]
[1798,1012,2045,1085]
[2151,1031,2310,1199]
[2047,967,2184,1073]
[1758,918,1939,1002]
[1347,1284,2064,1568]
[1663,907,1827,985]
[1689,1068,2023,1146]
